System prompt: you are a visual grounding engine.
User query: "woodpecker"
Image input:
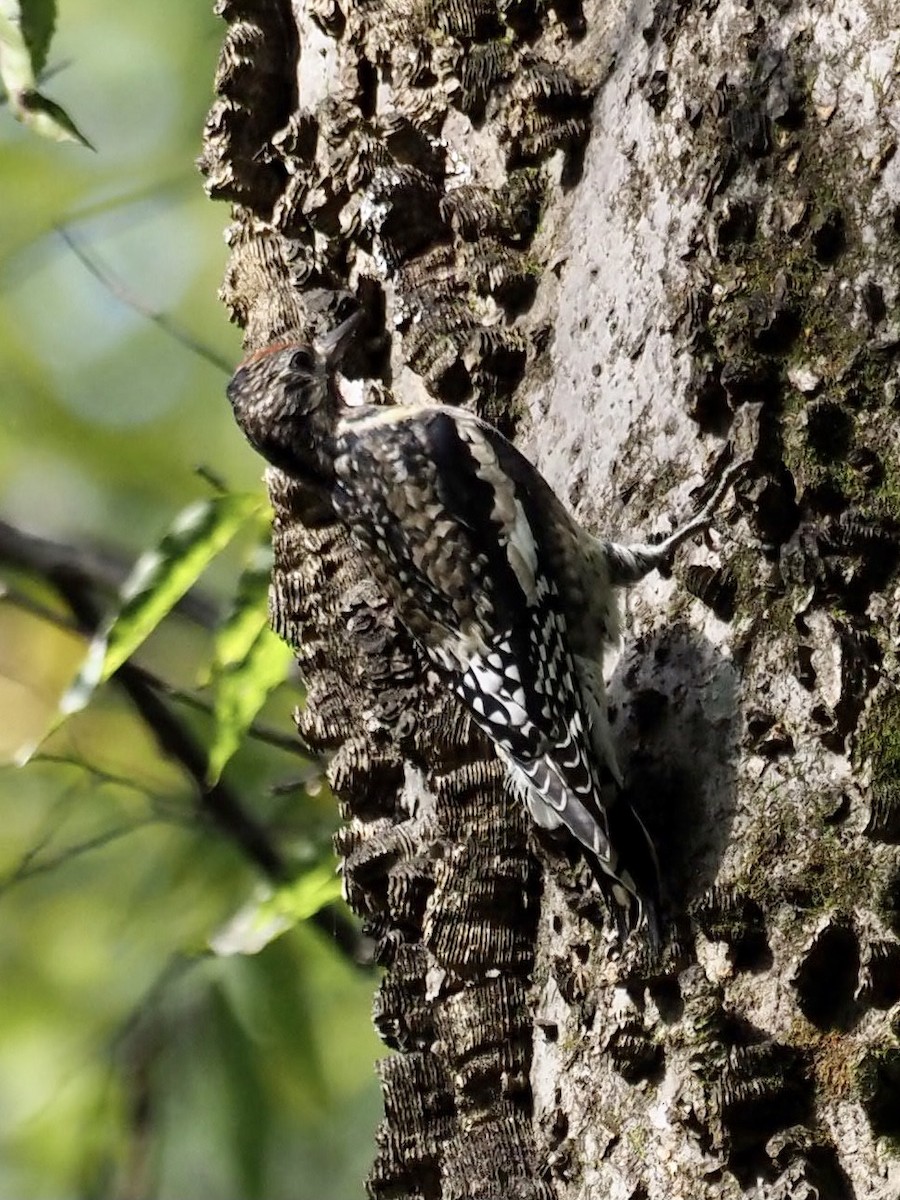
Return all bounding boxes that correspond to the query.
[227,312,740,941]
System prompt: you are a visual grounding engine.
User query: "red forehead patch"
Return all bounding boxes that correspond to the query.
[239,340,305,368]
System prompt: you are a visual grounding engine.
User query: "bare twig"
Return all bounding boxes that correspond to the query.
[0,517,220,628]
[57,226,233,374]
[128,664,324,764]
[1,517,366,963]
[0,818,162,890]
[0,582,82,633]
[132,662,326,766]
[49,572,370,967]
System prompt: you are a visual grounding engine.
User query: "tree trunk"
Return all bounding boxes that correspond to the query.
[200,0,900,1196]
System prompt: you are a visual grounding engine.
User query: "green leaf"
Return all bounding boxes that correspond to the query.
[0,1,91,148]
[0,0,56,75]
[204,560,270,679]
[16,88,93,148]
[63,493,265,716]
[204,558,293,784]
[0,9,34,94]
[209,865,343,957]
[206,984,270,1199]
[216,938,328,1110]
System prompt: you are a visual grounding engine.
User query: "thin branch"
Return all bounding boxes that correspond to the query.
[66,574,288,876]
[269,768,330,795]
[27,752,188,817]
[0,60,71,107]
[50,573,370,968]
[1,578,321,766]
[0,583,82,633]
[0,517,220,628]
[0,818,162,890]
[0,751,191,892]
[0,178,197,278]
[1,520,366,965]
[0,518,135,595]
[57,226,233,374]
[129,663,325,764]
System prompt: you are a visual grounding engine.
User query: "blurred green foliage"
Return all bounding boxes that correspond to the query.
[0,2,384,1197]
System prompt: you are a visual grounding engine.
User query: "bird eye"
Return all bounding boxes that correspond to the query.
[289,348,315,373]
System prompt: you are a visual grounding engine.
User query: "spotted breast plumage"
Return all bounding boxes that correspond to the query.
[227,311,741,942]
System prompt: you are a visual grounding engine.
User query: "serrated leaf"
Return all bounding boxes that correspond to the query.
[62,493,264,716]
[210,865,343,957]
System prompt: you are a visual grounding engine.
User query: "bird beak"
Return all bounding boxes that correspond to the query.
[316,310,362,368]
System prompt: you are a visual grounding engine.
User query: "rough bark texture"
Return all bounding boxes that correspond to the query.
[201,1,900,1197]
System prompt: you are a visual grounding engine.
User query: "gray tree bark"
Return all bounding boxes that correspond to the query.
[201,0,900,1197]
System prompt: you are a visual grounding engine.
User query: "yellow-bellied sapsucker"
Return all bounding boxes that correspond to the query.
[228,313,739,942]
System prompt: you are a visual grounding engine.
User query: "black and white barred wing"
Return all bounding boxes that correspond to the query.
[332,405,636,902]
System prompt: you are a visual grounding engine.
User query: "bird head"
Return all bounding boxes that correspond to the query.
[227,311,361,487]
